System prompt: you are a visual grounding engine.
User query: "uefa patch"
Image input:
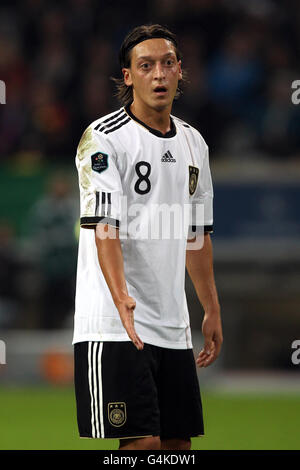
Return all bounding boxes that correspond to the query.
[189,165,199,195]
[91,152,108,174]
[108,402,127,427]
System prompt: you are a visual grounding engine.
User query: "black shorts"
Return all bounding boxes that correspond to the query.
[74,341,204,440]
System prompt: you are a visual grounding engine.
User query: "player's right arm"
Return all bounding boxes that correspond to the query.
[94,223,144,350]
[76,124,144,350]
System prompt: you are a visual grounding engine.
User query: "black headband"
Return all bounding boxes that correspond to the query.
[119,33,178,68]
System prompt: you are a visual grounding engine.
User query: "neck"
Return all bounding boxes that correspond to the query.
[130,101,172,135]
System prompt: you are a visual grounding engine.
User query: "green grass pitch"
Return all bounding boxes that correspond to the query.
[0,386,299,450]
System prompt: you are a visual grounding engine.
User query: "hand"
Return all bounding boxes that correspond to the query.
[196,311,223,368]
[116,296,144,351]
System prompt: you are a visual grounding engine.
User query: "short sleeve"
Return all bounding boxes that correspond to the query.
[190,142,213,236]
[76,125,123,229]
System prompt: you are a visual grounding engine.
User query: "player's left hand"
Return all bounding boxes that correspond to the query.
[196,311,223,368]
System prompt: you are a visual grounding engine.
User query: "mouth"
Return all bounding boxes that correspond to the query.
[153,86,168,96]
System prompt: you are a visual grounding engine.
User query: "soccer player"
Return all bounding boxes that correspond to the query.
[73,24,223,451]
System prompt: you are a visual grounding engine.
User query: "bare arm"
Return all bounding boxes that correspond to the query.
[94,223,144,350]
[186,233,223,367]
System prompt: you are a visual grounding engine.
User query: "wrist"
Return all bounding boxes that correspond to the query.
[113,290,129,307]
[204,304,220,317]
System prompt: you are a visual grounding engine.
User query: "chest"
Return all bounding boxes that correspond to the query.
[118,130,198,204]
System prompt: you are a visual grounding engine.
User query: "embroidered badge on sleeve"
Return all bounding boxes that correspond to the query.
[91,152,109,174]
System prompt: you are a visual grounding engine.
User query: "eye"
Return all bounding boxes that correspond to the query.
[165,59,174,66]
[141,63,150,70]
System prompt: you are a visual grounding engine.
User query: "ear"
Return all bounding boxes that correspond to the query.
[122,68,133,87]
[178,60,183,81]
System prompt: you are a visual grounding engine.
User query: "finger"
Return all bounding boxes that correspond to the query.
[132,332,144,350]
[203,354,217,367]
[134,337,144,351]
[213,336,223,357]
[209,339,222,364]
[197,345,215,360]
[197,357,212,367]
[197,351,210,361]
[203,338,213,355]
[197,347,214,358]
[196,357,209,368]
[196,355,208,365]
[200,348,218,367]
[126,324,144,351]
[196,345,216,367]
[120,301,141,350]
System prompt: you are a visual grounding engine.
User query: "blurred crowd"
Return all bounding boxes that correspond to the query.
[1,0,300,333]
[0,0,300,163]
[0,172,78,329]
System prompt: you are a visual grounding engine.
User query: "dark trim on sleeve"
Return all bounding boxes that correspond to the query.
[80,216,120,229]
[204,225,213,233]
[191,225,214,234]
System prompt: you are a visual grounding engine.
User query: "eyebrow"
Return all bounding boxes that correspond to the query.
[136,52,176,62]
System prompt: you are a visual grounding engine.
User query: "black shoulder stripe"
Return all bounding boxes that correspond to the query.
[94,109,125,131]
[104,117,131,134]
[98,112,127,133]
[102,108,125,124]
[183,124,190,128]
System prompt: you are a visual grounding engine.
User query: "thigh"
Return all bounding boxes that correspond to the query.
[74,341,160,439]
[157,348,204,440]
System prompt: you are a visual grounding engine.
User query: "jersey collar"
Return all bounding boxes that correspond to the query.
[125,105,177,138]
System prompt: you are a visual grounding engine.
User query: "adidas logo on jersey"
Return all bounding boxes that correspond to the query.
[161,151,176,163]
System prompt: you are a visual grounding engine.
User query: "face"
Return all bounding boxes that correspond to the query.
[123,38,182,112]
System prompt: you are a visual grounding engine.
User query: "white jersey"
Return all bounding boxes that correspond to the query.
[73,106,213,349]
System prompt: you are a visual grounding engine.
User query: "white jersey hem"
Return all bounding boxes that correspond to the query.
[72,333,193,350]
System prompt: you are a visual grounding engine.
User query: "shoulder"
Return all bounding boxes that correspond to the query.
[92,107,129,135]
[77,108,127,161]
[172,115,208,152]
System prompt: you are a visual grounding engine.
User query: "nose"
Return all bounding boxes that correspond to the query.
[153,61,165,80]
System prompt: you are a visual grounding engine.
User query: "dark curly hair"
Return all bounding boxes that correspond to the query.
[112,24,187,107]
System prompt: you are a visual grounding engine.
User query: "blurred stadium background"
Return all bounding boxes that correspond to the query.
[0,0,300,450]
